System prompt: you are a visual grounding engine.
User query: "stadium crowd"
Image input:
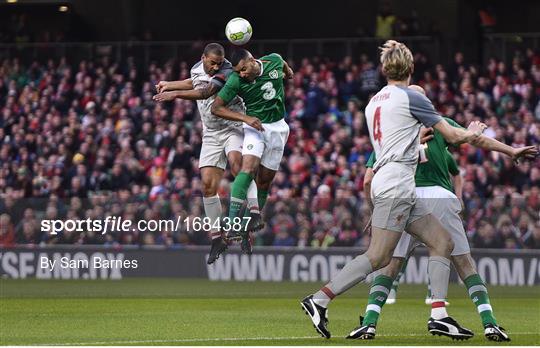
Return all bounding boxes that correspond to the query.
[0,47,539,249]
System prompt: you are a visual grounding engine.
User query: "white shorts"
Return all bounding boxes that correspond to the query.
[370,162,431,232]
[199,126,243,170]
[393,185,470,258]
[242,118,289,171]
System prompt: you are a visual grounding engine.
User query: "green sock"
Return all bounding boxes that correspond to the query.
[229,172,253,220]
[363,275,393,326]
[257,189,268,210]
[464,273,497,326]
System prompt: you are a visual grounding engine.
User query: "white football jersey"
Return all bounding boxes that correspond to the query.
[365,85,442,172]
[190,59,244,131]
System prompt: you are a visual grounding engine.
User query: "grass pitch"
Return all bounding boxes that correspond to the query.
[0,278,538,345]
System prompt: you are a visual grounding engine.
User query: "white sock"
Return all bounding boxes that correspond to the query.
[313,297,330,308]
[246,180,259,214]
[312,292,331,308]
[388,288,397,300]
[203,194,222,240]
[431,302,449,319]
[312,285,335,308]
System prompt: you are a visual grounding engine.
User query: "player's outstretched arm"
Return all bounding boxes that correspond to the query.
[470,133,538,163]
[155,79,193,93]
[433,119,485,145]
[153,84,219,102]
[211,96,264,131]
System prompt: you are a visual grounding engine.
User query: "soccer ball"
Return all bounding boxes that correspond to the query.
[225,17,252,46]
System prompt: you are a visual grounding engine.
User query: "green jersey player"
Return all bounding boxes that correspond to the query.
[152,43,259,264]
[348,85,537,342]
[211,49,293,253]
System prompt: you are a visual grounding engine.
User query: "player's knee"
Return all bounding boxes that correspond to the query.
[438,234,454,256]
[230,163,241,177]
[379,254,393,269]
[202,180,217,197]
[366,251,392,270]
[240,164,257,176]
[382,258,403,278]
[452,254,477,279]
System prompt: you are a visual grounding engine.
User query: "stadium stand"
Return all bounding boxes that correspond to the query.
[0,48,539,249]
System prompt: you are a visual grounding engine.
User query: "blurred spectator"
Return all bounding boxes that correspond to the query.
[0,213,16,246]
[523,222,540,249]
[375,1,396,39]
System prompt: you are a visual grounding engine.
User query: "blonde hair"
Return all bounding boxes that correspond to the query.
[380,40,414,81]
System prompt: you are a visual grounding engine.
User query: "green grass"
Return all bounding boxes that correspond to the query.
[0,278,539,345]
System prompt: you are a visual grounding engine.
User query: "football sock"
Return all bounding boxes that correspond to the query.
[390,259,408,297]
[428,256,451,319]
[203,194,222,240]
[257,189,269,210]
[363,275,393,326]
[313,254,373,307]
[246,180,259,214]
[464,273,497,326]
[229,172,253,220]
[312,287,333,308]
[431,301,448,319]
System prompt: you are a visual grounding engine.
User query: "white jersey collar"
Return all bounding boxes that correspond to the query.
[256,59,264,76]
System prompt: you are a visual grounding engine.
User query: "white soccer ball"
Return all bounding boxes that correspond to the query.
[225,17,253,46]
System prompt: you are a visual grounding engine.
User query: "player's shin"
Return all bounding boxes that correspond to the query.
[363,275,393,326]
[203,194,222,240]
[257,189,268,210]
[246,180,259,214]
[228,172,253,220]
[388,259,407,303]
[313,254,373,307]
[245,181,264,235]
[464,273,497,326]
[428,256,451,319]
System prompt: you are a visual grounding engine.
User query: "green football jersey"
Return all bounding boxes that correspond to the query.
[217,53,286,124]
[366,117,463,192]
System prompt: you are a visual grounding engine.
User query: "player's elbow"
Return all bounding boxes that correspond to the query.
[286,68,294,79]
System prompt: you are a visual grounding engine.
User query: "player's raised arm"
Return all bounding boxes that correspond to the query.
[283,60,294,79]
[411,84,537,161]
[469,131,538,163]
[406,87,484,144]
[211,69,264,131]
[153,83,219,102]
[155,79,193,93]
[433,119,485,145]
